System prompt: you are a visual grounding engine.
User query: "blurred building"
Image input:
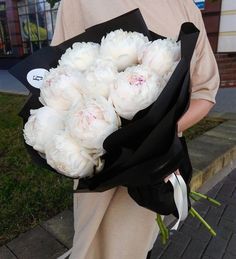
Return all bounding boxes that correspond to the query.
[0,0,59,68]
[196,0,236,52]
[195,0,236,88]
[0,0,235,67]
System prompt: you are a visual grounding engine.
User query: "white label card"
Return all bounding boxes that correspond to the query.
[26,68,48,89]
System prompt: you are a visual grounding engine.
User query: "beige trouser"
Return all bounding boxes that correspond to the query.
[68,180,160,259]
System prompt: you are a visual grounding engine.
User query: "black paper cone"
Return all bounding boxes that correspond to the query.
[9,9,199,215]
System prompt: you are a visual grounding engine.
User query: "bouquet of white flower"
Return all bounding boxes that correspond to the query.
[20,25,182,179]
[11,9,217,239]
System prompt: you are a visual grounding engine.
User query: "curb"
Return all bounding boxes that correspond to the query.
[0,89,29,96]
[189,112,236,191]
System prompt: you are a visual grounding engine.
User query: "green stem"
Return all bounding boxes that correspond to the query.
[156,214,166,244]
[189,207,216,236]
[162,217,169,240]
[190,191,221,206]
[156,214,167,245]
[189,193,200,202]
[207,197,221,206]
[189,208,195,217]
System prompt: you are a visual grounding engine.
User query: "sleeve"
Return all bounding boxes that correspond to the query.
[50,1,65,46]
[188,1,220,104]
[50,0,85,46]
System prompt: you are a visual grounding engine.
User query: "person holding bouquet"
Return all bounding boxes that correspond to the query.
[51,1,220,258]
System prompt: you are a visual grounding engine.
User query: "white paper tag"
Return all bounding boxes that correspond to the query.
[26,68,48,89]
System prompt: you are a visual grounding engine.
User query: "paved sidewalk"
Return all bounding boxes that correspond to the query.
[0,70,29,95]
[152,168,236,259]
[212,88,236,114]
[0,113,235,259]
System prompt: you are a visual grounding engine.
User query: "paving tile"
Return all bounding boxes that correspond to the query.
[150,239,168,259]
[208,112,236,121]
[216,182,236,198]
[0,70,29,95]
[216,195,236,207]
[181,238,208,259]
[218,218,236,233]
[222,252,236,259]
[169,231,191,248]
[231,192,236,199]
[7,225,67,259]
[203,234,229,259]
[0,246,17,259]
[204,122,236,141]
[227,169,236,181]
[215,225,233,241]
[40,209,74,249]
[159,241,189,259]
[188,135,234,172]
[204,130,236,143]
[193,202,210,217]
[208,203,226,218]
[184,214,201,229]
[226,234,236,256]
[203,204,226,227]
[180,223,212,244]
[223,177,236,186]
[224,120,236,127]
[221,204,236,221]
[207,181,224,198]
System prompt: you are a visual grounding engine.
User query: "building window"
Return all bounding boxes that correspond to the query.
[194,0,206,10]
[17,0,60,54]
[0,2,12,56]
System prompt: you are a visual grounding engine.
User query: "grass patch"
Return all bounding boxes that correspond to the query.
[0,93,73,246]
[0,92,223,245]
[184,117,225,141]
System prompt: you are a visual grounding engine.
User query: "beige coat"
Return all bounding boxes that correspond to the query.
[52,1,220,258]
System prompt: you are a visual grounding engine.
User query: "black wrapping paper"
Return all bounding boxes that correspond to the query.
[9,9,199,216]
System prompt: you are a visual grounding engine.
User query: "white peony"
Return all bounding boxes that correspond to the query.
[59,42,100,71]
[109,65,164,120]
[162,61,179,84]
[45,131,100,178]
[100,29,149,71]
[139,38,181,77]
[39,66,86,111]
[85,58,118,98]
[66,96,120,152]
[23,106,64,153]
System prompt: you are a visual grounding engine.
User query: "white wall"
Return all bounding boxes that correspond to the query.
[218,0,236,52]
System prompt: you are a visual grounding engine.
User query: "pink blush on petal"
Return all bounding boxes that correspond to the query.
[128,75,146,87]
[46,79,53,87]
